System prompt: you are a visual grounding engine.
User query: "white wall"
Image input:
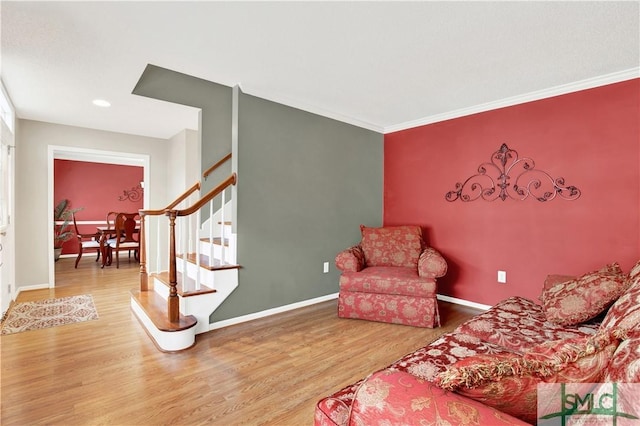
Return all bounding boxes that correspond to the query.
[15,120,170,289]
[167,128,200,200]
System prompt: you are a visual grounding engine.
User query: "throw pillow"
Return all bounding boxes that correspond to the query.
[350,370,529,426]
[542,274,576,292]
[626,258,640,288]
[434,353,541,424]
[359,225,423,268]
[541,264,626,326]
[601,265,640,339]
[522,331,618,383]
[603,337,640,382]
[435,333,618,425]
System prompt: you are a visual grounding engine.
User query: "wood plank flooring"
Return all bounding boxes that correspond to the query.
[1,258,481,425]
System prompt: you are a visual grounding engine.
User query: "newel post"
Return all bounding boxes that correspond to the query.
[167,210,180,323]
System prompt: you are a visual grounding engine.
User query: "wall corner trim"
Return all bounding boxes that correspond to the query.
[384,67,640,134]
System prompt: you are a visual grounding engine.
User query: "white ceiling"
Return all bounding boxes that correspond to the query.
[2,1,639,139]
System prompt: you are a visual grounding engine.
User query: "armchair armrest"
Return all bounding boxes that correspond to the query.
[418,247,447,278]
[335,245,365,273]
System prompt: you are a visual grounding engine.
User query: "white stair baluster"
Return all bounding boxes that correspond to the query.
[195,210,201,291]
[220,188,226,264]
[155,216,161,274]
[181,216,187,293]
[209,199,214,260]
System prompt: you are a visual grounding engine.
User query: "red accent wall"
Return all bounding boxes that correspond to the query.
[54,160,143,254]
[384,79,640,305]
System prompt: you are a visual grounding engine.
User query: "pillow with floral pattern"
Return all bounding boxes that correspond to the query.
[541,264,626,326]
[359,225,423,268]
[435,332,619,424]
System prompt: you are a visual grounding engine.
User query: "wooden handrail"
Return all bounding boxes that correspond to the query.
[140,171,237,325]
[202,152,232,180]
[139,181,201,217]
[170,173,236,217]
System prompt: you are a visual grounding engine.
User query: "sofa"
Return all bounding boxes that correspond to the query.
[315,259,640,425]
[336,225,448,328]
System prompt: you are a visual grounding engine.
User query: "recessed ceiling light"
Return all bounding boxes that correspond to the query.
[92,99,111,107]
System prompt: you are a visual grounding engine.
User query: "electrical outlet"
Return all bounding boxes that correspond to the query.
[323,262,329,273]
[497,270,507,283]
[7,284,11,293]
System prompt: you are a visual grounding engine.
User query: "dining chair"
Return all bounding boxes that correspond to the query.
[104,210,121,247]
[106,212,140,268]
[72,213,102,268]
[104,210,137,264]
[105,211,118,229]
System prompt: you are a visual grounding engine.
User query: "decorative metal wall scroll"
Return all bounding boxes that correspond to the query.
[445,143,581,202]
[118,183,143,202]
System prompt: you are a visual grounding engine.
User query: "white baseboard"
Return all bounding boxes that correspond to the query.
[437,294,491,311]
[208,292,489,331]
[209,292,339,331]
[16,283,50,295]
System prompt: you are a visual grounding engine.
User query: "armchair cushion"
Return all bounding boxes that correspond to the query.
[340,267,436,297]
[359,225,423,268]
[418,247,447,278]
[335,246,365,273]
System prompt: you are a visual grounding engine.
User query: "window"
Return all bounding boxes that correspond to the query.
[0,83,15,133]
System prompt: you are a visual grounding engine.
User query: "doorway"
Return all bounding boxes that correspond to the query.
[48,146,150,287]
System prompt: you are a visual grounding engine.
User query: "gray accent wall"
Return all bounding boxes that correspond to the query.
[210,92,383,321]
[132,64,383,322]
[132,64,233,194]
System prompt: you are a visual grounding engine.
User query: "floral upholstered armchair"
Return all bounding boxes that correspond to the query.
[335,225,447,328]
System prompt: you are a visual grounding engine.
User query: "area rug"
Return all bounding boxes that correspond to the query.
[1,294,98,335]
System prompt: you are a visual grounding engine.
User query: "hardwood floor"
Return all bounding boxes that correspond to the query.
[1,258,481,425]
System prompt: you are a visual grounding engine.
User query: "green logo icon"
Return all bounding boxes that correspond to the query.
[539,383,639,425]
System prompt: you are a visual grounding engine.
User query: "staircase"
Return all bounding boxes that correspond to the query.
[130,155,239,352]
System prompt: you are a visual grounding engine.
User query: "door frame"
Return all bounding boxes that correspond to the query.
[47,145,150,287]
[0,81,16,316]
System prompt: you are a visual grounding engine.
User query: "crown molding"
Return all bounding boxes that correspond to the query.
[384,68,640,134]
[238,84,385,134]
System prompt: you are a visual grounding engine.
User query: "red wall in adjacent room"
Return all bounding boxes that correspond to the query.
[54,160,144,254]
[384,79,640,306]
